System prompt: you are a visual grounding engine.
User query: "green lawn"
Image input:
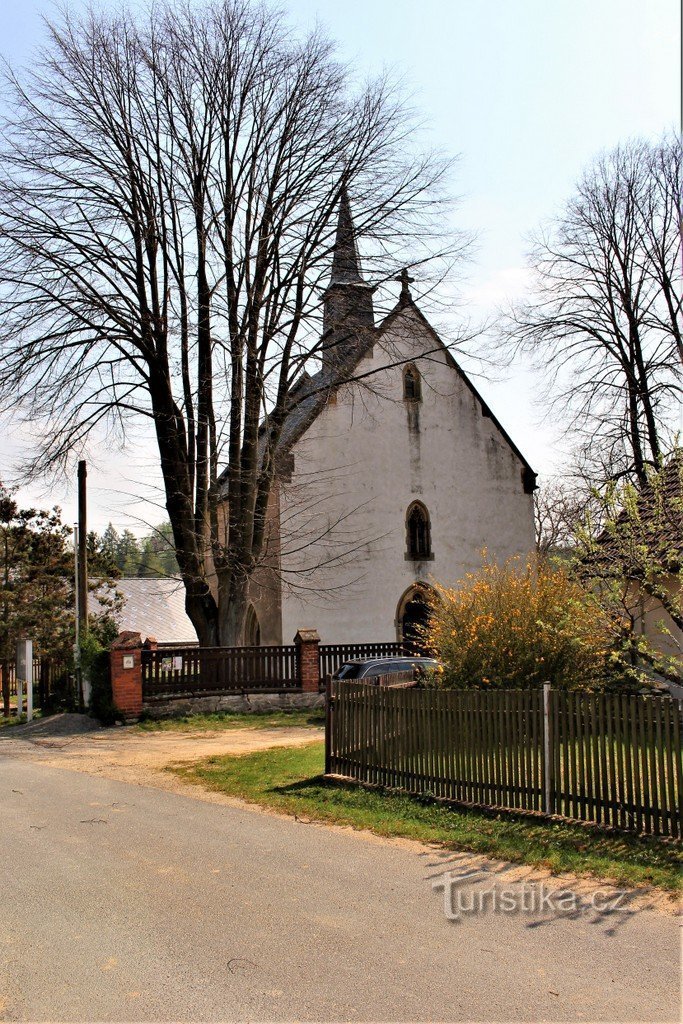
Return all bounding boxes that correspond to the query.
[136,708,325,732]
[170,741,682,894]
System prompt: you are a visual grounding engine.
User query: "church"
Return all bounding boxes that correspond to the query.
[228,192,537,648]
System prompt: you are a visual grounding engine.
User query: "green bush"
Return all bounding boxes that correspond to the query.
[80,633,119,725]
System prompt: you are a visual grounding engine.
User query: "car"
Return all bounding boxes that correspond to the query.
[331,656,442,682]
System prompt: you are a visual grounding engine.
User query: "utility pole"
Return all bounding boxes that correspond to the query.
[73,522,81,705]
[77,460,88,635]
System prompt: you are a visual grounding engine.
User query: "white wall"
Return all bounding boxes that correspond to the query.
[279,305,535,644]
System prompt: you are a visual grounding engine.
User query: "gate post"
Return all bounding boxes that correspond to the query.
[294,629,321,693]
[110,632,143,721]
[543,682,552,816]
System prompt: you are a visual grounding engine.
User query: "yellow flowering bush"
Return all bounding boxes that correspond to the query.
[425,556,612,689]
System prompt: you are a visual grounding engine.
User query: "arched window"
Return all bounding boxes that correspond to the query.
[406,502,432,560]
[245,604,261,647]
[403,364,421,402]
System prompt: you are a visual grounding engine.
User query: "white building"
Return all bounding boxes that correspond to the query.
[237,193,536,647]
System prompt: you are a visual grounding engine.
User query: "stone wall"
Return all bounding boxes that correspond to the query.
[142,689,324,719]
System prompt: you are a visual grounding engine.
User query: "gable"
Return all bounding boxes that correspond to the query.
[219,299,536,496]
[376,302,537,491]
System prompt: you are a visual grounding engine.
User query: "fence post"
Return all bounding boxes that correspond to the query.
[294,629,321,693]
[325,675,333,775]
[543,682,552,816]
[110,632,143,721]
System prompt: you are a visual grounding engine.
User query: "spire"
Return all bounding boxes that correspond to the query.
[322,187,375,373]
[330,187,363,285]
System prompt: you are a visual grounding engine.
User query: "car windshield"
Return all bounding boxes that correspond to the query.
[335,663,362,680]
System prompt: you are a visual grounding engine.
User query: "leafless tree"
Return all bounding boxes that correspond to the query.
[501,137,682,487]
[0,1,465,645]
[533,478,588,556]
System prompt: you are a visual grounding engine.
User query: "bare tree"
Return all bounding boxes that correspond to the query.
[0,1,463,645]
[534,478,587,556]
[501,137,682,486]
[573,451,683,686]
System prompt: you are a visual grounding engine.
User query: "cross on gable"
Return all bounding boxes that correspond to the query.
[395,268,415,307]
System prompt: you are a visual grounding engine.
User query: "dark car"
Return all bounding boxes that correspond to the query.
[332,656,441,682]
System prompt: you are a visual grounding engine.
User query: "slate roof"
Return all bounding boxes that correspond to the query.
[95,577,197,644]
[217,327,375,495]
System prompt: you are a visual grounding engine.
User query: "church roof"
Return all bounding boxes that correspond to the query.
[218,192,536,493]
[249,295,536,490]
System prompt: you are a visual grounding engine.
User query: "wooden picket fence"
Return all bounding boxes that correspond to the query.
[325,682,683,838]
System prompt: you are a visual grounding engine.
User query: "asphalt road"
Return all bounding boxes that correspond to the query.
[0,756,679,1022]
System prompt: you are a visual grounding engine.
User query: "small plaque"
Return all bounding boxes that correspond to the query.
[173,656,183,671]
[122,654,135,670]
[161,657,173,672]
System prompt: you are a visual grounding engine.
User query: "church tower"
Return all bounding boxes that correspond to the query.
[321,188,375,373]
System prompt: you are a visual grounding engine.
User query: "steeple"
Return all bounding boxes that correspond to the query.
[330,188,364,285]
[322,187,375,373]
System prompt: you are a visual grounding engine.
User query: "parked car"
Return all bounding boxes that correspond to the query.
[331,656,441,683]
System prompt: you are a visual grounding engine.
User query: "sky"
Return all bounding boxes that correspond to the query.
[0,0,680,533]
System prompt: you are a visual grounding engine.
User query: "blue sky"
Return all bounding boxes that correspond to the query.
[0,0,680,531]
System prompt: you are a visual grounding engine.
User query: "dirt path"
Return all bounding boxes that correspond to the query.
[0,713,322,794]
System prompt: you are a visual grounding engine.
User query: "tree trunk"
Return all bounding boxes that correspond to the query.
[184,583,219,647]
[217,571,250,647]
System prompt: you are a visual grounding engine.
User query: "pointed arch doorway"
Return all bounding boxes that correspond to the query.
[396,584,433,655]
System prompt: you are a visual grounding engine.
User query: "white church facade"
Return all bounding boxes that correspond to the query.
[231,193,536,648]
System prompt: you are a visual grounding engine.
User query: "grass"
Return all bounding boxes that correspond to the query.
[170,741,683,894]
[0,710,44,728]
[136,707,325,732]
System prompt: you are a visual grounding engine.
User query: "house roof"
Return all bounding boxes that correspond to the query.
[96,577,197,645]
[652,452,683,553]
[596,452,683,566]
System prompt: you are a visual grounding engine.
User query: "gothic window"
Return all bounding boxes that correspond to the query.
[406,502,432,560]
[245,605,261,647]
[403,364,421,402]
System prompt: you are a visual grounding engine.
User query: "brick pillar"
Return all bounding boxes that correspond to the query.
[294,629,321,693]
[110,631,143,721]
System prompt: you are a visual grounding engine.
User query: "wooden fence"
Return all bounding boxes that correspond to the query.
[141,644,299,698]
[1,657,71,707]
[325,682,683,838]
[319,642,405,680]
[141,640,415,699]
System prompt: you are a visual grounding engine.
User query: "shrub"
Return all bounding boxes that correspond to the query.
[80,632,119,725]
[425,556,612,689]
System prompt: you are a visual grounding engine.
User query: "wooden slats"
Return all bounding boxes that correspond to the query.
[326,682,682,839]
[141,644,299,698]
[318,642,406,680]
